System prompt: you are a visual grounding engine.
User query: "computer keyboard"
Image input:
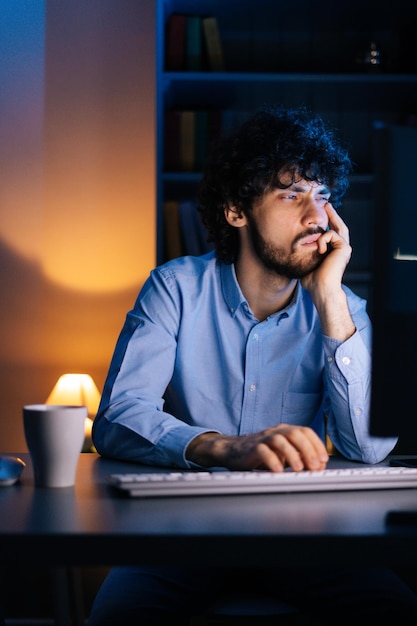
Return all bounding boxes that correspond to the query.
[107,466,417,497]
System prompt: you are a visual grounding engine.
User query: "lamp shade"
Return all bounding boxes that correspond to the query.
[45,373,101,452]
[45,373,101,417]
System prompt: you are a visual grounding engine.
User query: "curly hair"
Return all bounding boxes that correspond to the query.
[197,105,352,264]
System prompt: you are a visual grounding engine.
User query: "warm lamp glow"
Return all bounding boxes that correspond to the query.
[45,373,101,452]
[46,373,101,416]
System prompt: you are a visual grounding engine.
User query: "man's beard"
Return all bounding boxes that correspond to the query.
[247,216,327,279]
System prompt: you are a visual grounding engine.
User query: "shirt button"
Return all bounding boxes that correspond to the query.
[253,333,259,341]
[249,384,256,392]
[342,356,351,365]
[327,356,333,363]
[354,407,363,416]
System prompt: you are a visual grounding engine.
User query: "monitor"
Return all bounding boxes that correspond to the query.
[369,121,417,454]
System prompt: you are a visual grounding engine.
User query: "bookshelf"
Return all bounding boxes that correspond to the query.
[156,0,417,308]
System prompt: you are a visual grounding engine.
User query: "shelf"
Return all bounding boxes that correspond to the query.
[164,73,417,107]
[163,172,374,185]
[164,71,417,83]
[156,0,417,268]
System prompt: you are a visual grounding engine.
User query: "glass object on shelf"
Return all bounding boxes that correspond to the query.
[356,41,381,73]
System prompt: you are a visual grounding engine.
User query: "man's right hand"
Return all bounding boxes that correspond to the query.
[185,424,329,472]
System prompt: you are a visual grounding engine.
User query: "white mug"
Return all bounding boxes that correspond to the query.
[23,404,87,487]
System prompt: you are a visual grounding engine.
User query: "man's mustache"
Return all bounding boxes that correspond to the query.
[293,227,326,245]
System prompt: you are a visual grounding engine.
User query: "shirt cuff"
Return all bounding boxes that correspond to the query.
[157,424,221,468]
[323,330,370,383]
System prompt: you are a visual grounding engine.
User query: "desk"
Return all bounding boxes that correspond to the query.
[0,453,417,567]
[2,453,417,626]
[1,453,417,568]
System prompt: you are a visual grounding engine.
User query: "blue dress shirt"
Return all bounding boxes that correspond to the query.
[92,252,397,467]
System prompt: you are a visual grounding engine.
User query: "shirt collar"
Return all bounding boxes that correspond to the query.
[220,261,245,317]
[220,261,300,322]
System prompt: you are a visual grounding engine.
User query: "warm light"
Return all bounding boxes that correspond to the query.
[45,373,101,452]
[46,373,101,415]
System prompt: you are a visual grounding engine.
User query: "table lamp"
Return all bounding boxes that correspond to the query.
[45,373,101,452]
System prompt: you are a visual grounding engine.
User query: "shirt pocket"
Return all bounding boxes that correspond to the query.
[281,392,322,425]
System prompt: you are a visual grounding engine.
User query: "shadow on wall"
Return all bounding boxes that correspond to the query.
[0,237,141,452]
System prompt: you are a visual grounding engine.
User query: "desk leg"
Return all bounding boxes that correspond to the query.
[53,568,85,626]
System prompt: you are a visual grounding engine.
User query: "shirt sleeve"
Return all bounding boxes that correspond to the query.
[92,268,218,468]
[322,291,398,463]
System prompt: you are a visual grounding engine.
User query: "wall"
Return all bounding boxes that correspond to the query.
[0,0,156,451]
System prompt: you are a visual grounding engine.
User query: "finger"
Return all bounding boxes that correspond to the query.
[325,203,349,241]
[316,229,351,259]
[316,230,343,255]
[253,442,286,473]
[278,426,328,471]
[261,432,306,472]
[223,437,286,472]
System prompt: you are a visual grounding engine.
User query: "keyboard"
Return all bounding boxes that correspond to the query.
[107,466,417,498]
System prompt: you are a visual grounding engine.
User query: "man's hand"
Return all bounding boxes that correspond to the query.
[186,424,329,472]
[301,203,356,342]
[301,202,352,295]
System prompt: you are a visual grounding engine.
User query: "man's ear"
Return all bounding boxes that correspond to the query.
[224,204,247,228]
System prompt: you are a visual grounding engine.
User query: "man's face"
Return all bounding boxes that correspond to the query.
[245,173,331,279]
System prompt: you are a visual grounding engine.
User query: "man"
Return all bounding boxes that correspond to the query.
[88,106,417,624]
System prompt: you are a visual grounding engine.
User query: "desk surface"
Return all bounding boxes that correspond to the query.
[1,453,417,567]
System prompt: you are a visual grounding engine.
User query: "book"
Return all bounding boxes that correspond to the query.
[201,16,225,71]
[165,13,186,71]
[165,109,222,173]
[207,108,223,146]
[164,110,181,171]
[185,15,202,71]
[178,200,214,256]
[194,109,223,170]
[163,200,183,260]
[194,110,208,172]
[179,110,196,171]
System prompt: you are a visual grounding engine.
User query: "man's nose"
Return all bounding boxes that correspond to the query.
[302,198,327,227]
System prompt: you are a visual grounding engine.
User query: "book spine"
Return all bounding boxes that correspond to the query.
[163,200,183,260]
[164,110,181,171]
[165,109,223,172]
[202,16,225,71]
[185,15,202,71]
[194,110,208,172]
[165,14,186,71]
[179,110,196,172]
